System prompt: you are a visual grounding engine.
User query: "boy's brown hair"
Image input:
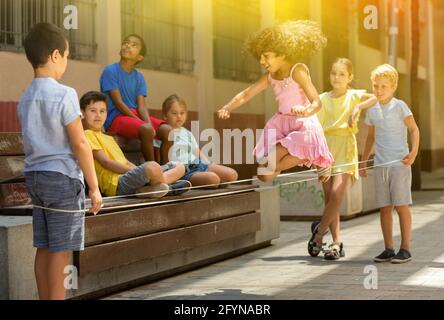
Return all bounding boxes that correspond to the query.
[23,22,68,69]
[80,91,108,110]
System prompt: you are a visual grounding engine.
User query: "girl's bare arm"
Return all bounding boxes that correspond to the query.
[217,74,268,119]
[292,64,322,117]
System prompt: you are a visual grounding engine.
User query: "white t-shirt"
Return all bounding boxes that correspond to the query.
[365,98,413,167]
[170,127,199,164]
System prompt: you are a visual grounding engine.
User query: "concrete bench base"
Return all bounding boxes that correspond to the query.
[256,169,379,220]
[0,187,279,300]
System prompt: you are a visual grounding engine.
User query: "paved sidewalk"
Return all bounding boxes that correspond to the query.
[106,191,444,300]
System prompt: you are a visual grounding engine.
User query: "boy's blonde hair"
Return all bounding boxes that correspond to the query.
[371,64,398,88]
[244,20,327,63]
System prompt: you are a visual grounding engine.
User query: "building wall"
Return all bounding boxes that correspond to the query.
[0,0,443,171]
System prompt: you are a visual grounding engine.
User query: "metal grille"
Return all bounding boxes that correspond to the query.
[121,0,195,75]
[0,0,97,61]
[213,0,261,82]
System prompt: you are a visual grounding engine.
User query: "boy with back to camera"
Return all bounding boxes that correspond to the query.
[19,23,102,300]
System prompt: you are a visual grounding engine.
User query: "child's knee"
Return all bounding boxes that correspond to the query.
[144,161,162,176]
[208,173,221,188]
[228,169,238,182]
[139,124,155,138]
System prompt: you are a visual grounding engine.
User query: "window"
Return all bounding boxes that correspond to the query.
[0,0,97,61]
[358,0,381,49]
[121,0,195,74]
[213,0,261,82]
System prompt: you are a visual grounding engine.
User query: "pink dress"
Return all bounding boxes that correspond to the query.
[254,64,334,168]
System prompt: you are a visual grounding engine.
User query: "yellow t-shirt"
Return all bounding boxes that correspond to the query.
[85,130,127,196]
[317,89,365,180]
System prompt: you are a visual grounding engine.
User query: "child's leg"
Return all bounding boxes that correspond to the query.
[258,144,305,182]
[144,161,166,185]
[315,174,349,244]
[321,178,340,242]
[277,153,307,172]
[380,206,395,249]
[35,249,70,300]
[34,248,50,300]
[394,205,412,251]
[316,166,332,183]
[47,251,70,300]
[207,163,238,183]
[139,123,156,161]
[157,123,173,165]
[189,172,221,189]
[162,163,186,184]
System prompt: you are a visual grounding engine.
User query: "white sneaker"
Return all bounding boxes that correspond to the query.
[135,183,169,199]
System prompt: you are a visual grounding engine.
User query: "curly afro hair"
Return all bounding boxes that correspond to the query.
[244,20,327,63]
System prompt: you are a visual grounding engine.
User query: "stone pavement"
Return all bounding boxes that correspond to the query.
[106,191,444,300]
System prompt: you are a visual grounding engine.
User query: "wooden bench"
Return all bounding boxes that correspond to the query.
[0,132,280,299]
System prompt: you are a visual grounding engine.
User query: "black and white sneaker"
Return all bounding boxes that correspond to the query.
[374,248,396,262]
[391,249,412,264]
[167,180,192,196]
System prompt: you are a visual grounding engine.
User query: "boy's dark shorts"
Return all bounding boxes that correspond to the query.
[25,171,85,253]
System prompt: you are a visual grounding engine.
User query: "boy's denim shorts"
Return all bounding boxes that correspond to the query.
[182,160,209,181]
[24,171,85,253]
[116,161,178,196]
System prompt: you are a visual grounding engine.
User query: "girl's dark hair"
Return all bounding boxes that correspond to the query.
[80,91,108,110]
[244,20,327,63]
[162,94,187,115]
[23,22,68,69]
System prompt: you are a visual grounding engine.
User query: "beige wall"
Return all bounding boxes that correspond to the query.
[0,51,200,113]
[0,51,102,101]
[1,0,443,171]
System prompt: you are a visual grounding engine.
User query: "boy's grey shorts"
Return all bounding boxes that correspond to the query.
[25,171,85,253]
[116,161,178,196]
[374,165,412,208]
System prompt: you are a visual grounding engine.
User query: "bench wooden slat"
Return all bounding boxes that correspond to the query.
[0,133,24,156]
[0,156,25,183]
[93,185,256,213]
[0,183,31,207]
[84,191,260,245]
[76,211,260,275]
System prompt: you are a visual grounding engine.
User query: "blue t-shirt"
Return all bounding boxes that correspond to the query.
[17,77,84,182]
[100,62,148,129]
[365,97,413,167]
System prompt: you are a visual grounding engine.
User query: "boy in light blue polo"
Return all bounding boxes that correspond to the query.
[19,23,102,300]
[360,64,420,264]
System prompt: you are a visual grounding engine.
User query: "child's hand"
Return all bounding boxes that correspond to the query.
[359,162,367,177]
[401,152,417,166]
[89,188,103,215]
[291,105,310,117]
[218,108,231,120]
